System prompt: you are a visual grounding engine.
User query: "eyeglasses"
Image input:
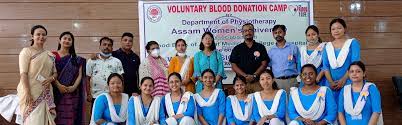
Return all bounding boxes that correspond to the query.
[242,29,254,32]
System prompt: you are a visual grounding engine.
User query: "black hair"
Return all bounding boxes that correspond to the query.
[233,75,247,85]
[58,31,78,66]
[305,25,323,43]
[140,76,154,85]
[139,77,154,94]
[242,23,255,31]
[330,18,347,31]
[121,32,134,40]
[201,69,216,78]
[175,39,187,47]
[107,73,124,86]
[30,25,48,46]
[348,61,366,72]
[145,41,159,51]
[301,64,318,75]
[260,69,279,90]
[272,24,287,33]
[99,37,114,46]
[168,72,182,82]
[199,32,216,51]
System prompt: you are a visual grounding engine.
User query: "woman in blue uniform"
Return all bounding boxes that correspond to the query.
[297,25,326,87]
[159,72,195,125]
[90,73,128,125]
[288,64,337,125]
[338,61,382,125]
[226,76,254,125]
[251,69,286,125]
[194,69,226,125]
[322,18,361,102]
[127,77,162,125]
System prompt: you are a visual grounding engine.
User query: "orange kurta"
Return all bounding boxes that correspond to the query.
[168,56,195,93]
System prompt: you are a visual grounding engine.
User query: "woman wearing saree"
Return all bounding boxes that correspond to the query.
[52,31,86,125]
[17,25,58,125]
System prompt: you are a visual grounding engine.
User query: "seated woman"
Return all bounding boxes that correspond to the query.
[194,69,226,125]
[338,61,382,125]
[288,64,337,125]
[226,76,254,125]
[127,77,162,125]
[251,69,286,125]
[159,72,196,125]
[90,73,129,125]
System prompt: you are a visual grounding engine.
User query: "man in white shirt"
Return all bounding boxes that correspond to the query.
[86,37,124,103]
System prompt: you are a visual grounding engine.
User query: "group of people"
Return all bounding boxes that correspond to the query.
[15,17,382,125]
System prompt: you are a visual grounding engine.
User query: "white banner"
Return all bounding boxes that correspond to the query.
[139,0,313,83]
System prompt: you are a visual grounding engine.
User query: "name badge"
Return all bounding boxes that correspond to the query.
[288,54,293,61]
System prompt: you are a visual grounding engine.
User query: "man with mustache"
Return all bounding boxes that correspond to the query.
[88,33,141,96]
[230,23,269,93]
[86,37,124,104]
[268,25,299,94]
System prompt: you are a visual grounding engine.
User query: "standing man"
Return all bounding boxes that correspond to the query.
[230,23,269,93]
[112,32,141,95]
[268,24,299,93]
[86,37,124,103]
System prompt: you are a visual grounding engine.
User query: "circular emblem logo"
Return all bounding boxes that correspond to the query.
[147,5,162,23]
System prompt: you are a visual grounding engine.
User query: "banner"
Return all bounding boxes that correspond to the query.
[139,0,313,83]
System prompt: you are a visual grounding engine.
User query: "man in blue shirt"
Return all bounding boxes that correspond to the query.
[268,25,299,93]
